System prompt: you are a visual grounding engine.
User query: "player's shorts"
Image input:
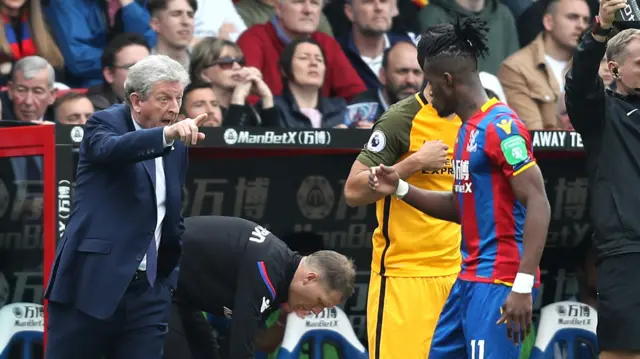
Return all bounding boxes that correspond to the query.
[367,271,456,359]
[596,253,640,353]
[430,279,538,359]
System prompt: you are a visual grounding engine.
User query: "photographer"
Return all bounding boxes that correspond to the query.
[565,0,640,357]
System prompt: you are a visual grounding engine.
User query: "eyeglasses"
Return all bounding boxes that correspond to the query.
[210,57,245,70]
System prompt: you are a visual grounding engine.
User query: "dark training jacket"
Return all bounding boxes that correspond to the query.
[565,31,640,260]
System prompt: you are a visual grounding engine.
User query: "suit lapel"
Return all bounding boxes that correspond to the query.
[142,159,156,190]
[163,151,172,211]
[124,106,157,190]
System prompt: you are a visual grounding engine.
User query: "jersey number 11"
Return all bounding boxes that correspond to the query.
[470,339,485,359]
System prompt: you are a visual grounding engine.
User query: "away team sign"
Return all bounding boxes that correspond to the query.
[532,131,583,150]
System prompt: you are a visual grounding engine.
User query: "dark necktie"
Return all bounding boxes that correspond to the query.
[145,158,157,286]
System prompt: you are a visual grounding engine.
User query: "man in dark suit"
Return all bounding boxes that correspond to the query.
[44,54,209,359]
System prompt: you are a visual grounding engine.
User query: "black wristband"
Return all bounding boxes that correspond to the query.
[592,16,612,37]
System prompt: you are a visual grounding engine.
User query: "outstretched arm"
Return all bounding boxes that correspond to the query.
[367,164,459,223]
[401,184,459,223]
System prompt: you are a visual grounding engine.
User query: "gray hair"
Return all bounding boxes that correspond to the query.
[124,55,190,106]
[607,28,640,64]
[12,56,55,88]
[305,250,356,300]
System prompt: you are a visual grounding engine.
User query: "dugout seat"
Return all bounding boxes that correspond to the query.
[530,301,598,359]
[0,303,44,359]
[276,306,367,359]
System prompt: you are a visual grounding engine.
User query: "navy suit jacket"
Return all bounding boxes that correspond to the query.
[45,104,187,320]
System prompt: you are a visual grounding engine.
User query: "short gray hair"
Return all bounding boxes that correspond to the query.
[607,28,640,64]
[124,55,190,106]
[12,56,55,88]
[305,250,356,300]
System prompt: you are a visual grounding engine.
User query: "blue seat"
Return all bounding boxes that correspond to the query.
[0,303,44,359]
[530,301,598,359]
[276,307,367,359]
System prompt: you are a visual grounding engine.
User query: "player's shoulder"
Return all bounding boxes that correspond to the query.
[378,94,421,123]
[481,103,527,135]
[372,94,423,135]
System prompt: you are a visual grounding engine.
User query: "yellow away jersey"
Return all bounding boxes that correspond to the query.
[357,92,462,277]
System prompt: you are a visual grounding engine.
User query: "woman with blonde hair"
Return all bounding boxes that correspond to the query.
[0,0,63,82]
[189,36,278,127]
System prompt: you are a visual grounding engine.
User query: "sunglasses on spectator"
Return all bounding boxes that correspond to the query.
[211,57,245,69]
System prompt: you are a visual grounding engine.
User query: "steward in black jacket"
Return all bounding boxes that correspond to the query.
[565,13,640,353]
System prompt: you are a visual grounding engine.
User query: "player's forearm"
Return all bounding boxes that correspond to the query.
[518,195,551,275]
[345,157,422,207]
[402,185,459,223]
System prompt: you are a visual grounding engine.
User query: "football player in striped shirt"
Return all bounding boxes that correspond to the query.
[369,17,551,358]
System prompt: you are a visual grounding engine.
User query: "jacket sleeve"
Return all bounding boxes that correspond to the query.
[237,30,266,73]
[228,230,282,359]
[82,112,168,164]
[498,63,545,130]
[565,32,607,135]
[44,1,104,81]
[120,2,157,48]
[324,37,367,101]
[259,106,280,127]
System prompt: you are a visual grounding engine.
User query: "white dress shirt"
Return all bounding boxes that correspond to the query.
[132,119,173,271]
[360,34,390,79]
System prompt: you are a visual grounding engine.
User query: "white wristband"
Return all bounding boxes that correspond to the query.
[394,179,409,199]
[512,273,534,294]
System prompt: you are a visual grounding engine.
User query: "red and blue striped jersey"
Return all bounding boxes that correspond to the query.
[452,98,540,285]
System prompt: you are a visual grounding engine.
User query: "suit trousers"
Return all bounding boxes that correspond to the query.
[162,301,221,359]
[45,273,172,359]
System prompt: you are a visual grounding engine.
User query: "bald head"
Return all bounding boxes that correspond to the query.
[381,41,424,103]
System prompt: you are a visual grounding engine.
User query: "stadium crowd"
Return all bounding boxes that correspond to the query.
[0,0,608,131]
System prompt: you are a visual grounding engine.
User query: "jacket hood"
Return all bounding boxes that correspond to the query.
[428,0,501,19]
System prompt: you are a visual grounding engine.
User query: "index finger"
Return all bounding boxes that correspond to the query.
[193,113,208,126]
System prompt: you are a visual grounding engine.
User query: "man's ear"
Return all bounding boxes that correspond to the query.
[379,67,387,86]
[6,81,13,100]
[48,88,58,105]
[344,3,354,22]
[129,93,142,113]
[306,271,318,282]
[103,67,115,84]
[542,12,554,33]
[150,16,161,33]
[608,61,620,78]
[444,72,453,87]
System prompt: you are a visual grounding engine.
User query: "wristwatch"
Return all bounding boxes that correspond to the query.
[592,16,612,37]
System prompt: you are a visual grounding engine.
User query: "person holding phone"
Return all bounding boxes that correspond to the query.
[565,0,640,357]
